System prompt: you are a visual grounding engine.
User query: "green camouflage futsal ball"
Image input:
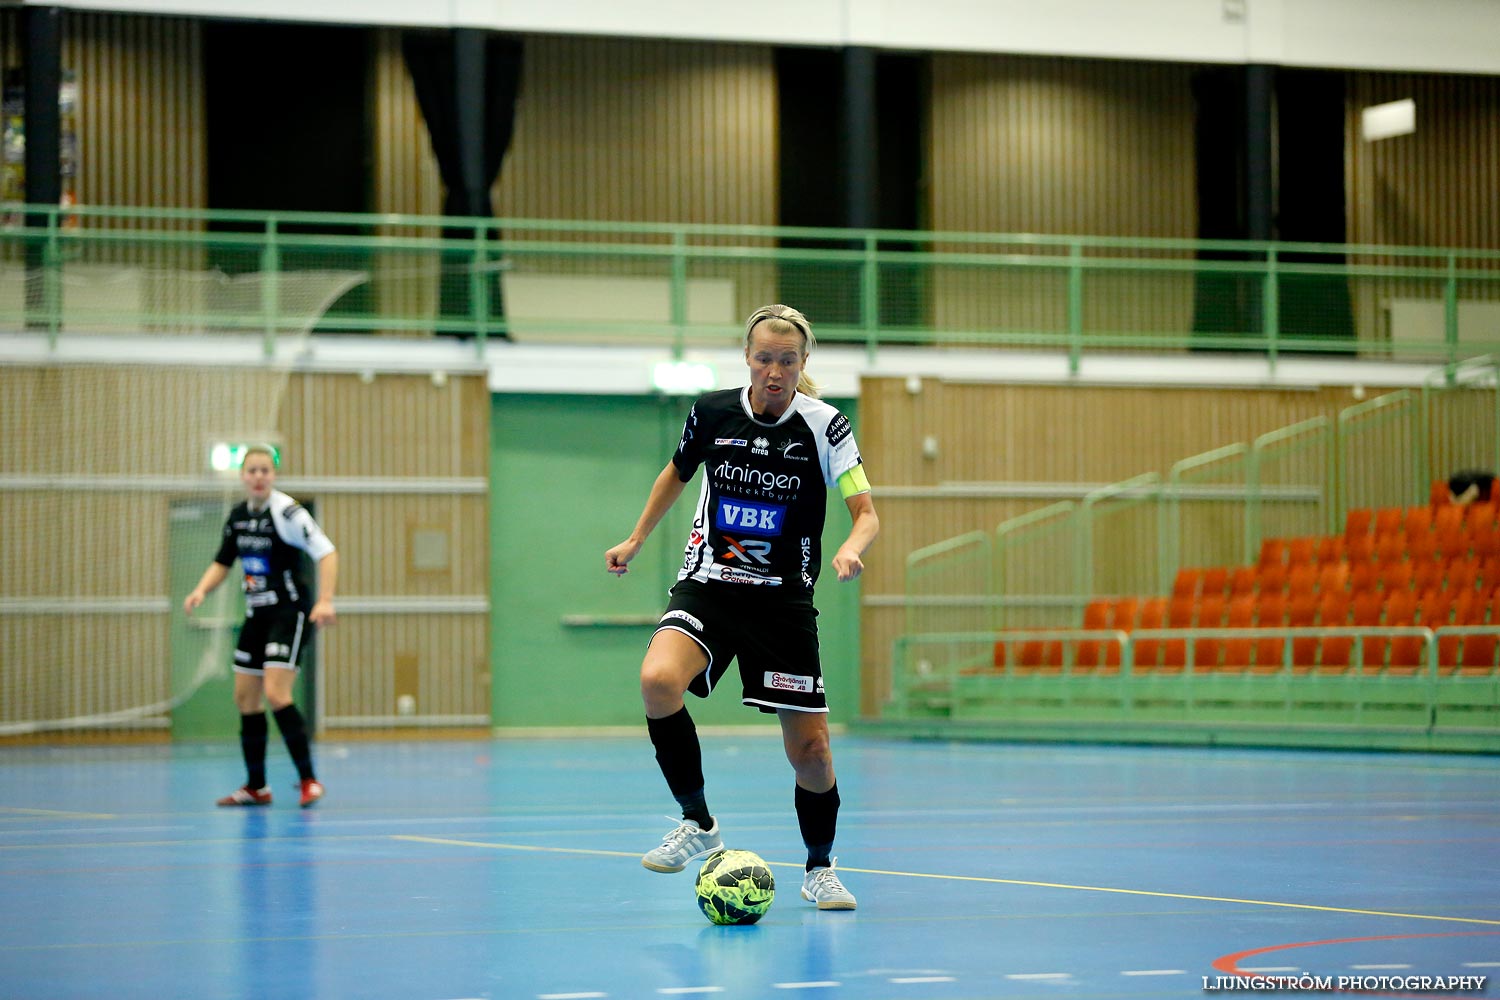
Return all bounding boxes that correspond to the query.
[695,849,775,925]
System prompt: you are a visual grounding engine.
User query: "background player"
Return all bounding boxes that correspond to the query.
[605,304,879,910]
[183,445,338,808]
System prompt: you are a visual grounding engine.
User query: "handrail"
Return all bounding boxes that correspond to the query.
[7,201,1500,364]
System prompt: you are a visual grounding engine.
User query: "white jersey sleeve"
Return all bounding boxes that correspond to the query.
[269,490,336,561]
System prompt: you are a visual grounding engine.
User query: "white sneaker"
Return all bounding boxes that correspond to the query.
[641,818,723,873]
[801,859,857,910]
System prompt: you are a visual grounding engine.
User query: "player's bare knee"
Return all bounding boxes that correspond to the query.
[787,732,832,775]
[640,662,686,710]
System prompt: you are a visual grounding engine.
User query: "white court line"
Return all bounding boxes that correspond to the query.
[538,994,608,999]
[658,990,724,995]
[1005,973,1071,980]
[1121,969,1186,976]
[1463,962,1500,967]
[0,826,191,837]
[888,977,955,984]
[1351,964,1413,970]
[772,983,841,990]
[1242,967,1302,973]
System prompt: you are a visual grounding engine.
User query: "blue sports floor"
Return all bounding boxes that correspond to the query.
[2,735,1498,1000]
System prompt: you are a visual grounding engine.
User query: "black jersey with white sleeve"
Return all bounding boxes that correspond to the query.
[671,387,866,591]
[214,489,335,615]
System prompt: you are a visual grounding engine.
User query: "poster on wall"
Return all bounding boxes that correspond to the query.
[2,68,80,227]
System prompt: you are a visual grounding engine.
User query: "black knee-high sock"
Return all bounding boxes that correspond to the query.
[240,712,268,789]
[796,782,840,870]
[646,706,713,829]
[272,704,315,782]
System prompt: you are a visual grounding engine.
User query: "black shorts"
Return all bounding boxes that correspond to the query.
[652,578,825,714]
[233,608,309,675]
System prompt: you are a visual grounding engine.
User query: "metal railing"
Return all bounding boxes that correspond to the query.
[913,357,1500,629]
[5,203,1500,365]
[892,625,1499,726]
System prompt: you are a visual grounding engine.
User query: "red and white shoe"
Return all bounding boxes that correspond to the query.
[216,785,272,807]
[299,779,324,808]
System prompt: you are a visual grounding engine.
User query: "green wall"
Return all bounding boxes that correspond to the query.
[489,393,862,729]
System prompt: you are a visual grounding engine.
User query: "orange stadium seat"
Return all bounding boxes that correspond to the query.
[1318,562,1349,594]
[1160,597,1193,670]
[1105,597,1142,667]
[1172,567,1202,600]
[1460,592,1500,671]
[1352,589,1386,670]
[1254,590,1287,671]
[1193,594,1225,671]
[1433,504,1463,536]
[1257,560,1288,594]
[1317,589,1353,670]
[1375,532,1405,564]
[1317,536,1346,564]
[1380,559,1413,593]
[1350,559,1379,595]
[1407,526,1437,563]
[1131,597,1167,670]
[1287,537,1317,565]
[1288,562,1318,596]
[1412,559,1444,595]
[1074,599,1113,669]
[1385,589,1423,672]
[1346,532,1375,564]
[1200,567,1230,599]
[1288,590,1318,668]
[1374,507,1404,536]
[1222,595,1255,669]
[1344,508,1374,538]
[1404,505,1434,536]
[1258,538,1287,568]
[1229,566,1257,596]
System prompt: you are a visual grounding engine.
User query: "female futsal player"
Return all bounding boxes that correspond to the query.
[184,445,338,808]
[605,304,878,909]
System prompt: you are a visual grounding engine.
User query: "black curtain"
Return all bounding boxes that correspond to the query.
[1276,68,1355,350]
[1191,64,1355,352]
[1190,66,1260,347]
[774,47,925,334]
[402,30,523,337]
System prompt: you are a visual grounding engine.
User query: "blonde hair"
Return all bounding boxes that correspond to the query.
[743,303,820,398]
[240,444,278,469]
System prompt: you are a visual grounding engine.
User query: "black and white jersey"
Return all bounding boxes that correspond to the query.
[214,490,335,615]
[672,387,865,591]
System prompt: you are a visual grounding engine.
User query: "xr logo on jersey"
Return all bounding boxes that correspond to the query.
[721,536,772,565]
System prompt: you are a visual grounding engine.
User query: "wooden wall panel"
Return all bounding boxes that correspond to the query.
[1347,72,1500,252]
[0,618,167,723]
[1345,72,1500,353]
[373,32,777,227]
[857,376,1403,708]
[926,55,1199,343]
[1,365,489,731]
[323,614,488,719]
[64,13,206,213]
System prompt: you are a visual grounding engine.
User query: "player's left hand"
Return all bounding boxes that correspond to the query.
[310,598,337,628]
[832,548,864,582]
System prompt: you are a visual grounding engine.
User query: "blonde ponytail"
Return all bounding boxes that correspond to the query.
[744,304,820,399]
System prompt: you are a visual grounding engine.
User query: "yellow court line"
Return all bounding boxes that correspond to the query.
[393,835,1500,928]
[0,807,117,820]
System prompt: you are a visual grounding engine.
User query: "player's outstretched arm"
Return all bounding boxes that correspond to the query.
[310,550,339,628]
[832,490,879,583]
[183,562,230,614]
[607,461,689,576]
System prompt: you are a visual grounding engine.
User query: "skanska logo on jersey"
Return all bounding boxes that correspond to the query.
[716,498,785,537]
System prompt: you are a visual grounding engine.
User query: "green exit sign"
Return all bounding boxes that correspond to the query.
[208,442,281,472]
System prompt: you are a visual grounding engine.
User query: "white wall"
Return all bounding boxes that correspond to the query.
[33,0,1500,75]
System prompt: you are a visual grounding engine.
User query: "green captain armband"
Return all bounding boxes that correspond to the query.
[837,464,871,499]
